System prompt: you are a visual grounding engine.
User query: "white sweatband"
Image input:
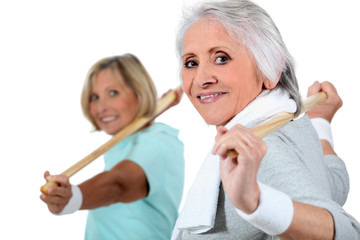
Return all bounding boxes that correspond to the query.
[236,182,294,236]
[56,185,83,215]
[310,118,334,148]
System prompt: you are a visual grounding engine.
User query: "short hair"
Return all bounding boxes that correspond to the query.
[81,53,158,131]
[176,0,302,115]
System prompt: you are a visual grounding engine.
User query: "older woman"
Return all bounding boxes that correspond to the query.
[40,54,185,240]
[172,0,360,239]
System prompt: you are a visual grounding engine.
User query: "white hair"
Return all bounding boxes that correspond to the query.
[176,0,303,115]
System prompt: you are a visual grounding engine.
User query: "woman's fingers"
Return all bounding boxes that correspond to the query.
[41,192,70,205]
[44,170,50,179]
[307,81,321,96]
[306,81,343,122]
[40,173,72,214]
[215,125,265,213]
[46,174,70,187]
[213,124,266,160]
[41,173,71,200]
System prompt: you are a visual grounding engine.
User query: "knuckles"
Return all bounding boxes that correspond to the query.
[216,124,267,161]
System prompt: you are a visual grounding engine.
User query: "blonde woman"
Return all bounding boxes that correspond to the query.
[41,54,185,240]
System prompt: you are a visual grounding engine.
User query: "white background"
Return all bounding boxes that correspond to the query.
[0,0,359,239]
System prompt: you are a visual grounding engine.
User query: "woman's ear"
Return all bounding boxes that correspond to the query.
[263,71,282,90]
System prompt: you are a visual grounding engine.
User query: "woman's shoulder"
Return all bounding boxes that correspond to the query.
[262,114,324,168]
[146,122,179,134]
[131,122,183,153]
[263,115,318,147]
[258,115,332,198]
[139,122,181,141]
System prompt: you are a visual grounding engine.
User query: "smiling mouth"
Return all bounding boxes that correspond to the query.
[101,116,117,123]
[198,92,226,100]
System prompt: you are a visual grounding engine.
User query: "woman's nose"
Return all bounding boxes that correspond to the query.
[194,63,217,87]
[96,98,109,113]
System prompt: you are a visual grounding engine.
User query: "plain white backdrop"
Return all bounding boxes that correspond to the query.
[0,0,359,239]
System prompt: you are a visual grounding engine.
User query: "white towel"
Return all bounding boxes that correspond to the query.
[172,88,297,240]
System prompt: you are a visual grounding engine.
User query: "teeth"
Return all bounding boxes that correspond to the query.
[101,116,116,122]
[199,93,223,100]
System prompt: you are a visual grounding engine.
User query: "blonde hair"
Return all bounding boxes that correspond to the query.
[81,53,157,130]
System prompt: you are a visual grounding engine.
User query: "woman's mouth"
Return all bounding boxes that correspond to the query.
[197,92,226,103]
[101,116,117,123]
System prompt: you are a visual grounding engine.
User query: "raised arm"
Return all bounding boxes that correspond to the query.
[306,81,349,205]
[306,81,342,155]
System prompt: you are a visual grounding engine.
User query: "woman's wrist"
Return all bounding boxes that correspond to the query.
[56,185,83,215]
[310,118,334,148]
[235,182,294,236]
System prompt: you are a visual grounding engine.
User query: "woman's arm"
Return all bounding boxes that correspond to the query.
[79,160,148,209]
[40,160,148,213]
[320,140,336,155]
[306,81,349,205]
[306,81,342,154]
[279,201,334,240]
[212,124,359,240]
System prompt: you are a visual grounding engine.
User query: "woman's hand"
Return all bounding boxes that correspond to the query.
[40,171,72,214]
[307,81,341,155]
[306,81,342,122]
[161,86,183,110]
[212,124,267,214]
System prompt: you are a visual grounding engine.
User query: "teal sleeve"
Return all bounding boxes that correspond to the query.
[126,134,168,196]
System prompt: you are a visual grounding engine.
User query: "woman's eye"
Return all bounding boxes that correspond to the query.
[184,60,198,69]
[215,55,229,64]
[109,90,118,96]
[90,94,98,101]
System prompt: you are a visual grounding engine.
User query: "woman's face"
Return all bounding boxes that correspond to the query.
[89,69,138,135]
[182,18,264,126]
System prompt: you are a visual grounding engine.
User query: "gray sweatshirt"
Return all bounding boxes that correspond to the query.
[182,115,360,239]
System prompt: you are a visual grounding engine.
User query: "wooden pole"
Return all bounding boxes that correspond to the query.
[227,92,327,158]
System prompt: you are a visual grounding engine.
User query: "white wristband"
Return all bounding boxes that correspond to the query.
[236,182,294,236]
[310,118,334,148]
[56,185,83,215]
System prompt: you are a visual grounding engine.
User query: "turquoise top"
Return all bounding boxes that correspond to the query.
[85,123,185,240]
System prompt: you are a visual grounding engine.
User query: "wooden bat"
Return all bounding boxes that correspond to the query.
[227,91,327,158]
[40,87,181,194]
